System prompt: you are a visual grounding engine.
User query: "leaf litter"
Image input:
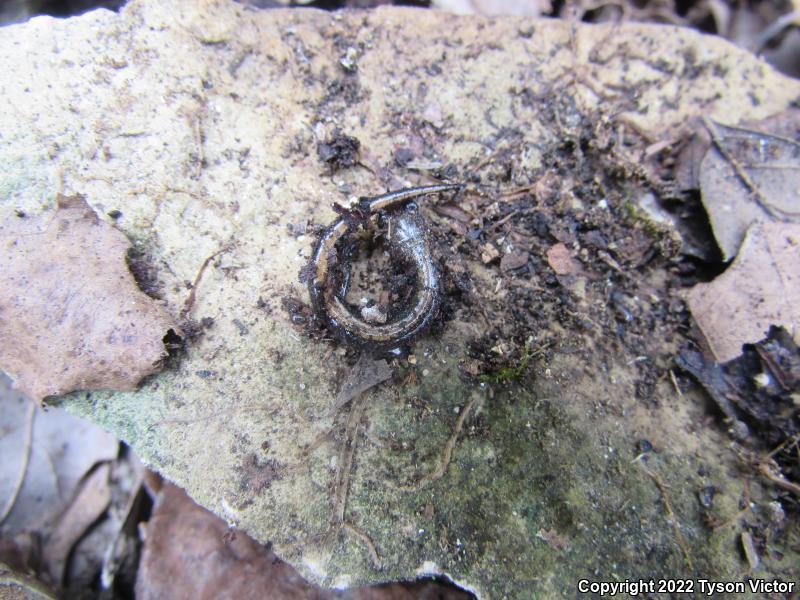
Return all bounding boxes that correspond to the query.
[675,110,800,518]
[686,220,800,363]
[0,372,144,597]
[0,194,178,404]
[698,115,800,260]
[135,481,472,600]
[687,110,800,363]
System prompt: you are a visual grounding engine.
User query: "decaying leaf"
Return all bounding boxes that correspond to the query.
[333,354,393,413]
[686,221,800,363]
[0,372,119,537]
[699,116,800,260]
[0,194,177,403]
[500,250,529,271]
[136,482,470,600]
[43,463,112,586]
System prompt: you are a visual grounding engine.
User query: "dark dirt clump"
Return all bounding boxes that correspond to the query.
[317,130,362,173]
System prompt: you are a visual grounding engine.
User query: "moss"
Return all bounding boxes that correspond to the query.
[478,339,533,384]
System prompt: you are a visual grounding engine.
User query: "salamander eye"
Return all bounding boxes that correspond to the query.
[404,201,419,214]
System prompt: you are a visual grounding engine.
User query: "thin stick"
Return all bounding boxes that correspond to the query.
[147,401,278,431]
[767,433,800,459]
[472,145,504,171]
[331,396,366,525]
[754,11,800,54]
[669,369,683,397]
[343,522,382,569]
[180,244,231,318]
[641,464,694,570]
[400,394,479,492]
[758,460,800,496]
[0,400,36,524]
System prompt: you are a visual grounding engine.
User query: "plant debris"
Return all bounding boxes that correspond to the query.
[135,481,473,600]
[685,221,800,363]
[0,194,177,403]
[0,372,144,598]
[333,353,393,412]
[317,130,362,173]
[698,114,800,261]
[677,326,800,505]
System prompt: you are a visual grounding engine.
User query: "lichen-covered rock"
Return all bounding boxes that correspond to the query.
[2,1,799,597]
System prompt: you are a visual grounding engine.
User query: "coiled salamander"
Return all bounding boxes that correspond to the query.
[308,184,461,352]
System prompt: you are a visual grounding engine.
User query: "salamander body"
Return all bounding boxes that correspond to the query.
[308,184,460,352]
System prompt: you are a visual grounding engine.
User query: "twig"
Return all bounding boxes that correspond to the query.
[669,369,683,397]
[399,394,479,492]
[180,244,231,318]
[343,522,382,569]
[640,464,694,570]
[147,401,278,431]
[754,344,788,391]
[472,145,505,171]
[331,395,366,525]
[498,186,536,201]
[0,400,36,525]
[489,207,533,232]
[757,460,800,497]
[754,11,800,55]
[767,433,800,459]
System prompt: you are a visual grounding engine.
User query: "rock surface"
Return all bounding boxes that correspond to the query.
[2,1,799,597]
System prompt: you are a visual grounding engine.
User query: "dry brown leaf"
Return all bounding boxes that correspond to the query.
[43,463,112,586]
[686,221,800,363]
[136,482,470,600]
[699,117,800,260]
[0,194,177,403]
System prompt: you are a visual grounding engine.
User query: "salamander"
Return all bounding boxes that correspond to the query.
[307,184,461,352]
